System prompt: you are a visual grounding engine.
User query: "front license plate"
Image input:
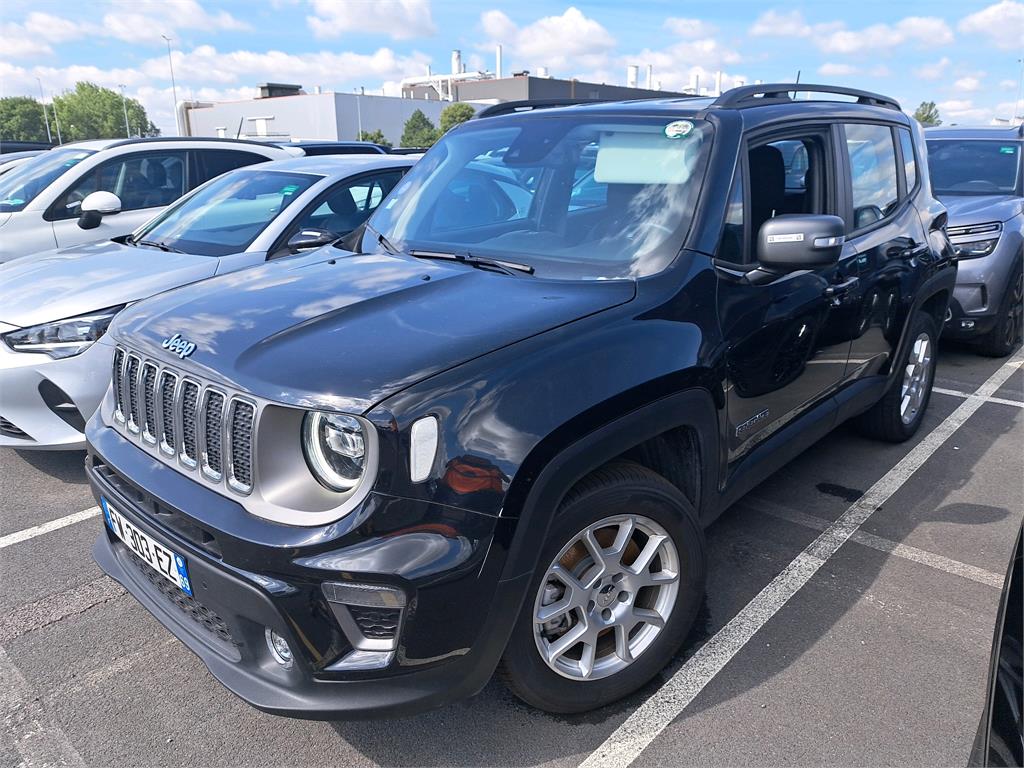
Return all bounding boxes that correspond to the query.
[102,498,192,596]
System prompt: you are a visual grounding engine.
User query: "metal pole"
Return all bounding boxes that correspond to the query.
[119,84,131,137]
[162,34,180,135]
[35,77,52,143]
[50,93,63,144]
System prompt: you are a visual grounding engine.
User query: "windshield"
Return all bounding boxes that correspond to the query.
[926,139,1022,196]
[133,169,321,257]
[360,114,712,279]
[0,148,95,212]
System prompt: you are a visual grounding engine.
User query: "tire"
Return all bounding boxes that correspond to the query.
[978,259,1023,358]
[498,461,706,714]
[857,311,938,443]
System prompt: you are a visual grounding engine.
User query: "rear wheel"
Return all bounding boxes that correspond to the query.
[857,311,938,442]
[499,461,706,713]
[978,259,1023,358]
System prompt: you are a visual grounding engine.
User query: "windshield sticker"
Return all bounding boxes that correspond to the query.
[664,120,694,139]
[280,184,300,195]
[999,146,1017,154]
[0,198,24,205]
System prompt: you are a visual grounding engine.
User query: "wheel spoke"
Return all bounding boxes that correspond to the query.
[537,594,576,624]
[638,568,679,588]
[632,607,666,629]
[581,529,608,585]
[544,621,588,664]
[628,534,666,575]
[610,517,636,560]
[578,638,597,678]
[613,623,633,664]
[549,563,585,593]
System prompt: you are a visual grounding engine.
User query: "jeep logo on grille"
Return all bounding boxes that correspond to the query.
[161,333,197,359]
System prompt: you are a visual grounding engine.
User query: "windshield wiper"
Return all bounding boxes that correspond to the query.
[134,238,184,253]
[364,222,400,255]
[409,249,534,276]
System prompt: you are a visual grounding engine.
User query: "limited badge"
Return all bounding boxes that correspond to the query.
[664,120,694,139]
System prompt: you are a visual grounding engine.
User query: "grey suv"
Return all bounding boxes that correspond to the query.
[926,126,1023,356]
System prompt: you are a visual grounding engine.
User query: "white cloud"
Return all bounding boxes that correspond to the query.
[749,10,953,53]
[937,98,991,123]
[0,11,92,58]
[479,7,616,73]
[664,18,718,39]
[307,0,436,40]
[959,1,1024,50]
[1000,79,1018,89]
[953,76,983,93]
[100,0,250,43]
[914,57,950,80]
[819,62,858,76]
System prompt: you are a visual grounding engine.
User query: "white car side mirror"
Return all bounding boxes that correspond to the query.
[79,191,122,230]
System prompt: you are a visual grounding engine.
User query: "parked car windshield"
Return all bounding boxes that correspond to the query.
[360,114,713,279]
[0,147,95,213]
[926,139,1022,196]
[133,169,321,257]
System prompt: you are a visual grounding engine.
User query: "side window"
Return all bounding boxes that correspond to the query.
[717,168,744,263]
[844,124,899,230]
[898,128,918,193]
[51,150,186,219]
[195,150,271,185]
[294,170,404,235]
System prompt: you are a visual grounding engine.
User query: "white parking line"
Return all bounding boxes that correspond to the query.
[580,353,1023,768]
[744,497,1004,589]
[0,506,100,550]
[933,386,1024,408]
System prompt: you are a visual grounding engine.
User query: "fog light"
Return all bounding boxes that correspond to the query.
[961,319,976,330]
[265,627,293,667]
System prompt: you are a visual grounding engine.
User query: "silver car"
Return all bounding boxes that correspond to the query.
[0,154,414,449]
[926,126,1024,356]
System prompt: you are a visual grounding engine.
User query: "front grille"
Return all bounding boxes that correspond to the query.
[180,381,200,466]
[110,346,255,497]
[347,606,401,639]
[123,547,239,658]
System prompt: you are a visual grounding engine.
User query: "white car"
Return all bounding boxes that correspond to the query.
[0,154,415,449]
[0,138,296,263]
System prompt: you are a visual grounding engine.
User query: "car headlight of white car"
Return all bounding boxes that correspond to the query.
[1,305,124,359]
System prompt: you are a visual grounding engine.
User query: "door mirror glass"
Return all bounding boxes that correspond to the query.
[78,191,122,229]
[757,214,845,271]
[287,227,338,252]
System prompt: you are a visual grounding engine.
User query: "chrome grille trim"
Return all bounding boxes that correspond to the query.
[141,362,159,444]
[111,346,256,499]
[199,388,226,482]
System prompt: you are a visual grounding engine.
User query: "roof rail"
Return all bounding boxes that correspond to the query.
[710,83,900,111]
[473,98,611,120]
[105,135,285,150]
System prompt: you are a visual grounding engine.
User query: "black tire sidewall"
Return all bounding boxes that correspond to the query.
[892,311,939,438]
[501,467,706,713]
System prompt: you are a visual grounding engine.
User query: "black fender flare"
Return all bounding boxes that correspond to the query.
[497,387,720,585]
[886,264,956,389]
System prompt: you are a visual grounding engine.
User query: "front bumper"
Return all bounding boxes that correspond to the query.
[0,331,111,449]
[87,421,527,719]
[944,230,1022,340]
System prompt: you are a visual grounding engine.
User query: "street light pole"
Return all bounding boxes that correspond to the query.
[161,34,181,135]
[118,84,131,137]
[35,77,52,143]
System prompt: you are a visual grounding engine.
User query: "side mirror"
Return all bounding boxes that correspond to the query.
[78,191,122,230]
[287,228,338,252]
[757,214,845,271]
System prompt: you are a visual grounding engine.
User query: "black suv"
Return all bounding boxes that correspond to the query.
[86,85,955,718]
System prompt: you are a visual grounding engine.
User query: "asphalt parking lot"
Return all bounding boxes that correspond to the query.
[2,343,1022,768]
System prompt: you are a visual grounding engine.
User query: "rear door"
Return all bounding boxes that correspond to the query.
[839,122,929,379]
[717,125,854,464]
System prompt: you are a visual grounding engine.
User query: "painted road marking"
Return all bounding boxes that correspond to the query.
[0,506,99,550]
[933,386,1024,408]
[744,497,1004,589]
[580,353,1023,768]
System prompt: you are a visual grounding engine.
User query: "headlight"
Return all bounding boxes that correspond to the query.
[1,305,124,359]
[953,238,999,259]
[302,411,367,491]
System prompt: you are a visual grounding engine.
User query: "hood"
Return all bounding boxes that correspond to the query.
[0,240,220,328]
[111,250,636,412]
[937,194,1023,226]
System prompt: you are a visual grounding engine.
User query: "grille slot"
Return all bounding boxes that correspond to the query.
[111,346,258,498]
[112,348,126,422]
[347,606,401,639]
[180,381,200,467]
[201,390,225,480]
[141,363,158,443]
[228,400,255,493]
[158,371,178,455]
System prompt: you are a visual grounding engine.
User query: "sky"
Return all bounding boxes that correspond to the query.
[1,0,1022,136]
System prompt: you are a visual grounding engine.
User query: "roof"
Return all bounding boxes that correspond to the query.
[243,154,417,178]
[925,125,1024,140]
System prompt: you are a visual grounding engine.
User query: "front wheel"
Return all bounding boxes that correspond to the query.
[978,259,1023,358]
[498,462,706,713]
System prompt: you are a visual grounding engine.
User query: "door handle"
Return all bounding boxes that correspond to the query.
[825,276,860,299]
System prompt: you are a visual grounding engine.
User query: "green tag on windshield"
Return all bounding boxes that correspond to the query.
[999,146,1016,154]
[281,184,300,195]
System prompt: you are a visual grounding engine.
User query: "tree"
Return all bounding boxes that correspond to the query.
[439,102,476,134]
[400,109,439,148]
[0,96,49,142]
[359,128,392,148]
[52,82,159,141]
[913,101,941,127]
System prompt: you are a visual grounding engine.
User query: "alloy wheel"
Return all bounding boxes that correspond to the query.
[900,332,933,425]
